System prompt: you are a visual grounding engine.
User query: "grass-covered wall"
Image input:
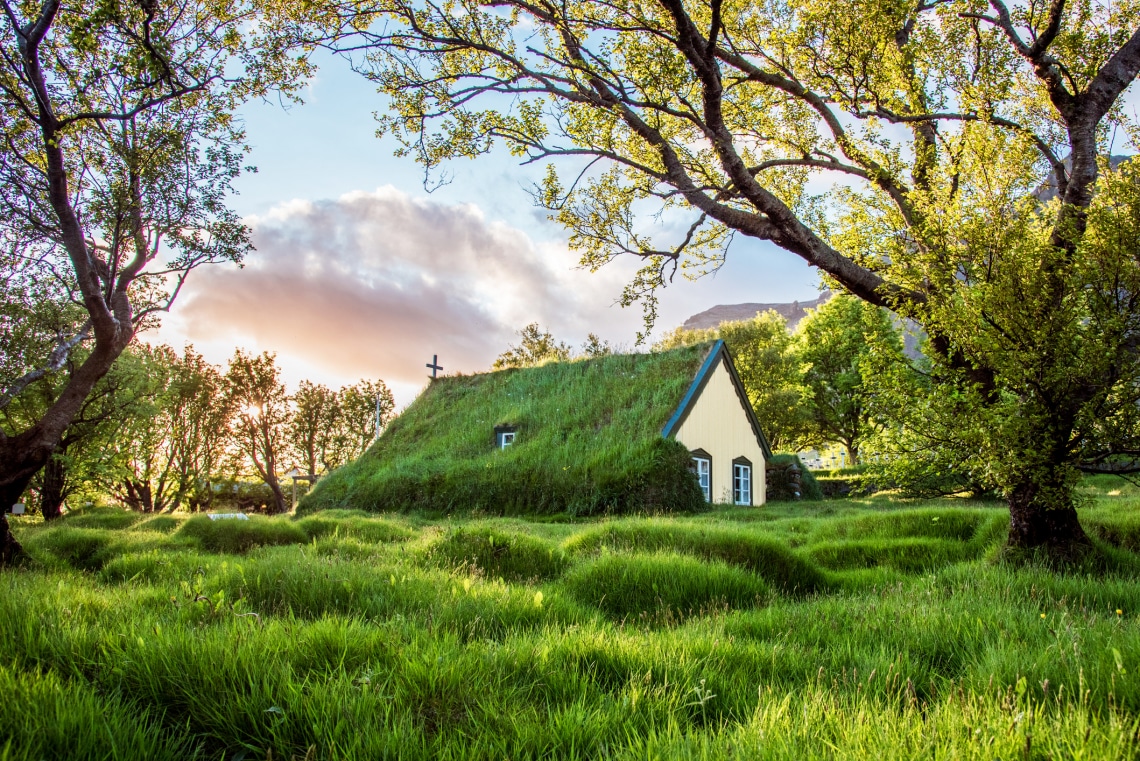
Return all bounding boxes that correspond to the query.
[301,345,715,516]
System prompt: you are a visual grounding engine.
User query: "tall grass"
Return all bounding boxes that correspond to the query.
[4,494,1140,758]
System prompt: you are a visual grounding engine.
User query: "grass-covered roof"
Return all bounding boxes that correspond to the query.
[301,344,715,516]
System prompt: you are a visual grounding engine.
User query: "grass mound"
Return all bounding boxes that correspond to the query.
[59,507,144,530]
[176,515,307,554]
[806,536,979,572]
[301,345,713,517]
[296,514,415,544]
[810,508,992,542]
[1083,503,1140,551]
[564,521,827,593]
[561,551,768,621]
[98,550,211,584]
[134,515,183,534]
[428,526,568,581]
[9,492,1140,760]
[23,527,117,571]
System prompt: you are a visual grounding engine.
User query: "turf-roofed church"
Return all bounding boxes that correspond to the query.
[302,341,772,515]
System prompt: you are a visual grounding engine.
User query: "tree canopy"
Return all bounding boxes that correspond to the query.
[0,0,310,559]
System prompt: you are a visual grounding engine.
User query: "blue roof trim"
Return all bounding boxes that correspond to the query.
[661,340,725,439]
[661,339,774,458]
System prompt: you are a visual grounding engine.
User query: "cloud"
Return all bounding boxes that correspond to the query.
[159,186,639,400]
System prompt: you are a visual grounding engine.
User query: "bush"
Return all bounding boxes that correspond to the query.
[564,521,827,593]
[765,455,823,501]
[428,527,569,582]
[176,516,307,554]
[561,551,769,621]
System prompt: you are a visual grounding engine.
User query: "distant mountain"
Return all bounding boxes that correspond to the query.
[681,291,834,332]
[682,289,923,359]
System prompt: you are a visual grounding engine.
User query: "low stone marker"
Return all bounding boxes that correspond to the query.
[207,513,249,521]
[11,503,25,515]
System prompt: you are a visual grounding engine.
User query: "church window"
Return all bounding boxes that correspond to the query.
[733,458,752,505]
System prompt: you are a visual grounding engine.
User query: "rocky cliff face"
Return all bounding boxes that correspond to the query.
[681,291,834,332]
[681,289,923,358]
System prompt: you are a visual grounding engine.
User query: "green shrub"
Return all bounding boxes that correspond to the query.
[765,455,823,501]
[564,521,827,593]
[561,551,769,621]
[428,527,569,581]
[176,515,307,554]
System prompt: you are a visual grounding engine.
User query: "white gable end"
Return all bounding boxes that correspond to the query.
[671,354,767,505]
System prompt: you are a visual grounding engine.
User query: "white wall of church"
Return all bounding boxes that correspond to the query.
[673,355,767,506]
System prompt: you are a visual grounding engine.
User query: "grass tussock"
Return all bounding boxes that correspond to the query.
[301,345,714,516]
[563,551,769,622]
[57,506,145,531]
[428,526,569,581]
[176,515,308,554]
[4,491,1140,759]
[0,663,194,761]
[295,514,415,544]
[564,520,827,593]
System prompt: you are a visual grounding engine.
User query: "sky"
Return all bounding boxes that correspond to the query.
[153,51,822,408]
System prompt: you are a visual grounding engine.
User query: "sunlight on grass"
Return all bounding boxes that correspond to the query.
[4,491,1140,759]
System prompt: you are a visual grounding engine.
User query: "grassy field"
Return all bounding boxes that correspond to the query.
[5,480,1140,759]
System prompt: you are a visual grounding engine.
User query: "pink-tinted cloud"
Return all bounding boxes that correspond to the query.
[161,187,624,398]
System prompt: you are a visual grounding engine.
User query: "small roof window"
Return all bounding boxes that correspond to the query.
[494,424,517,450]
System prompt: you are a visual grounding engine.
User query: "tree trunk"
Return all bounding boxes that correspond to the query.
[0,482,27,564]
[265,476,289,514]
[40,452,67,520]
[1006,481,1092,560]
[0,335,132,565]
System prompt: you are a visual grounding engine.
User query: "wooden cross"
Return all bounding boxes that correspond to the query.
[426,354,443,378]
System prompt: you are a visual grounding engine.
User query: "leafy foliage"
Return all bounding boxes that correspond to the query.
[796,295,905,464]
[492,323,573,369]
[0,0,311,542]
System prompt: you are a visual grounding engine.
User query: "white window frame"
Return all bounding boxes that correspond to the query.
[692,456,711,502]
[733,461,752,505]
[500,431,516,449]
